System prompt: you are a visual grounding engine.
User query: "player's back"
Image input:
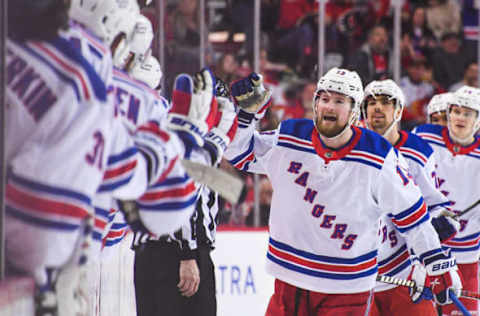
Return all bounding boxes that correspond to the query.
[6,32,112,206]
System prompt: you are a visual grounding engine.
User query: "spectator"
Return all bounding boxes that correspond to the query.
[431,32,471,90]
[402,5,437,63]
[272,81,316,120]
[449,62,479,92]
[246,177,273,227]
[214,53,239,84]
[425,0,461,41]
[164,0,212,96]
[400,58,436,129]
[346,24,392,85]
[269,0,317,75]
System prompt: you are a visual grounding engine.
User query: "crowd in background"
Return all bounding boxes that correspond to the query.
[143,0,480,227]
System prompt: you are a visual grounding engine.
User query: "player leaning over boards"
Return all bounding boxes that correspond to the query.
[361,79,459,316]
[224,68,462,316]
[415,86,480,316]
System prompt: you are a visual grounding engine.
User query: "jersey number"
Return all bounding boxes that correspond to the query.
[86,131,105,170]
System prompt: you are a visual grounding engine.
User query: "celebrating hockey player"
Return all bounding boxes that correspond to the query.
[427,93,452,127]
[361,79,458,315]
[224,68,462,315]
[415,86,480,316]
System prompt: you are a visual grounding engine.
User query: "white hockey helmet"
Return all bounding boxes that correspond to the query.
[449,86,480,135]
[362,79,405,132]
[314,68,363,138]
[70,0,140,67]
[427,92,452,122]
[128,15,154,68]
[130,55,162,89]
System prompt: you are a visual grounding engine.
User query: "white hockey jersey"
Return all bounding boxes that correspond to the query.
[5,33,118,285]
[375,131,450,292]
[415,124,480,264]
[224,117,444,294]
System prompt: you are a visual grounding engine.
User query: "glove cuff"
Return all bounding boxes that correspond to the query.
[167,113,207,148]
[203,128,229,165]
[422,250,457,276]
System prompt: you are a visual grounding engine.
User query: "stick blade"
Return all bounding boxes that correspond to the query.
[181,160,244,204]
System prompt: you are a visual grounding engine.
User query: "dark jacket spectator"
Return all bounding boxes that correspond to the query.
[431,32,472,90]
[346,24,393,85]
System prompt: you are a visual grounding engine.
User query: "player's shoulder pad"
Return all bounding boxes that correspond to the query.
[412,123,443,137]
[279,118,314,141]
[355,127,392,159]
[402,131,434,158]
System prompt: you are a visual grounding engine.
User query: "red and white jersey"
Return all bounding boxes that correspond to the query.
[375,131,450,292]
[224,117,443,294]
[415,124,480,264]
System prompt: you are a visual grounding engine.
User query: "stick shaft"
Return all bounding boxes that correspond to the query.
[377,275,480,301]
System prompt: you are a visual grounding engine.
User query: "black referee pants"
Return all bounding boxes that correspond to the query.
[134,242,217,316]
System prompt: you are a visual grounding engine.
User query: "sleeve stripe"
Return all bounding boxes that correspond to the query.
[103,161,137,180]
[228,138,254,165]
[137,195,197,212]
[150,174,190,188]
[140,181,196,201]
[391,199,429,232]
[106,147,138,166]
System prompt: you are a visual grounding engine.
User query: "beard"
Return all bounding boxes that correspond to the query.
[315,116,349,138]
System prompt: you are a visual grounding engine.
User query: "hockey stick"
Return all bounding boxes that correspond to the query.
[181,160,244,204]
[376,275,480,301]
[452,199,480,220]
[449,290,472,316]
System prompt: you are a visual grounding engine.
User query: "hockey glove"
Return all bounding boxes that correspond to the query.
[204,96,239,165]
[133,121,181,185]
[431,215,460,242]
[407,261,433,303]
[231,73,272,124]
[422,250,463,305]
[168,68,218,152]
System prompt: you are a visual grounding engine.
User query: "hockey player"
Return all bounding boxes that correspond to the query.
[427,93,452,127]
[361,79,458,315]
[415,86,480,316]
[224,68,462,316]
[7,2,219,315]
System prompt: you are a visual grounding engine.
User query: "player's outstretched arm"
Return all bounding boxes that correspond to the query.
[224,73,276,174]
[376,149,463,305]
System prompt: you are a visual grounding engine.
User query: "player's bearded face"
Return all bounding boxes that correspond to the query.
[365,95,396,134]
[314,91,353,137]
[448,105,478,140]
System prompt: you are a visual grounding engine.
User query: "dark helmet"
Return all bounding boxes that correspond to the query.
[8,0,70,41]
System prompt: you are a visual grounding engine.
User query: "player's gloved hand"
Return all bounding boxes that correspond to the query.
[168,68,218,151]
[423,251,463,305]
[203,80,238,164]
[431,214,460,242]
[133,121,180,185]
[407,261,433,303]
[231,73,272,120]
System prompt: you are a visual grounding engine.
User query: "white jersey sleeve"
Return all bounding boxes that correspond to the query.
[374,150,444,262]
[224,110,278,174]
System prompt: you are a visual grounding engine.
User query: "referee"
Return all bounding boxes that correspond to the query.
[133,184,219,316]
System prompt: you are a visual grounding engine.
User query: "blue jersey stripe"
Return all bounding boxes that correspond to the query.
[9,171,91,205]
[267,253,378,280]
[7,206,80,231]
[270,238,377,264]
[137,195,197,211]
